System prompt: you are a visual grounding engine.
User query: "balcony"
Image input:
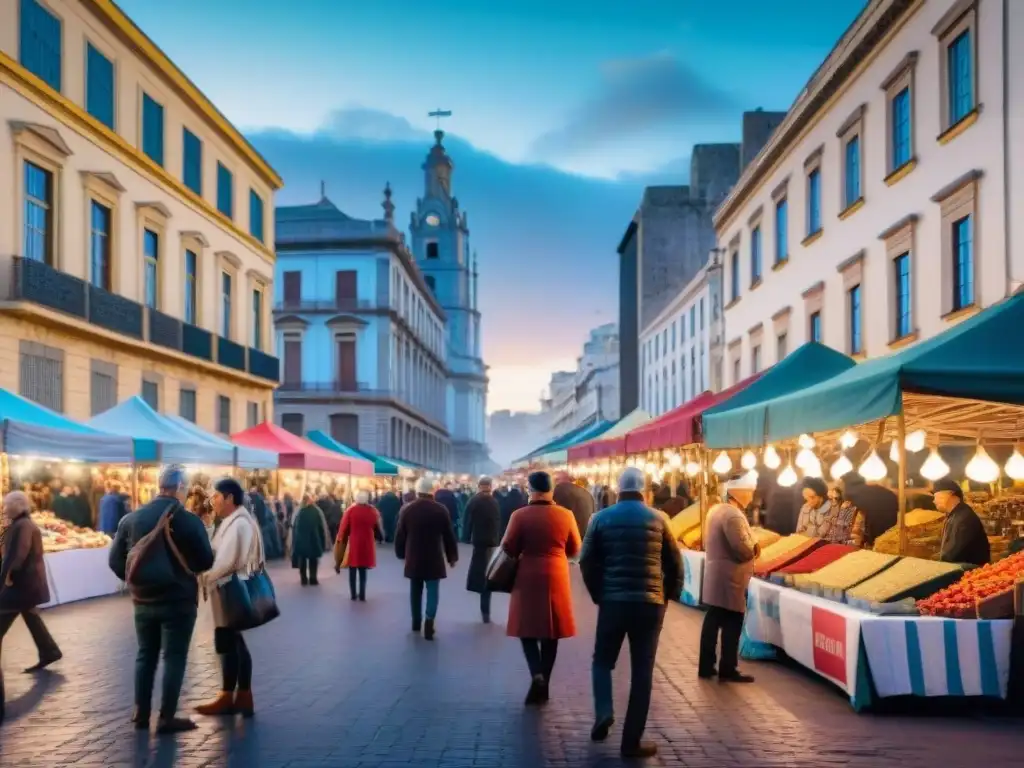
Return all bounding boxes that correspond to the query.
[277,381,380,394]
[3,256,279,383]
[273,297,377,313]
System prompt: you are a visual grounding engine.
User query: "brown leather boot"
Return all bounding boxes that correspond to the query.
[194,691,236,716]
[233,690,254,718]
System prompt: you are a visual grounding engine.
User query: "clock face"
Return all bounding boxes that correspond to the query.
[425,214,440,227]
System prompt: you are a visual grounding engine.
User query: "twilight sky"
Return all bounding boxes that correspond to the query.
[120,0,865,413]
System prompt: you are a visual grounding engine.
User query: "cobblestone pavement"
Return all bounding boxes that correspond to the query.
[0,544,1019,767]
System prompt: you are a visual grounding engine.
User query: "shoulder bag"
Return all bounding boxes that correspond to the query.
[126,503,193,588]
[216,513,280,631]
[485,546,518,593]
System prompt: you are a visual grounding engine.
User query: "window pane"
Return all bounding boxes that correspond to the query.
[179,388,197,422]
[730,251,739,300]
[775,199,788,264]
[86,44,115,129]
[183,129,202,195]
[810,311,821,343]
[948,31,973,124]
[895,252,912,338]
[953,215,974,310]
[249,189,265,243]
[23,161,52,264]
[892,88,911,169]
[750,226,761,284]
[849,285,862,354]
[845,136,860,207]
[217,163,233,218]
[252,289,262,349]
[19,0,62,92]
[144,229,159,309]
[90,201,111,289]
[222,272,232,338]
[142,93,164,166]
[807,169,822,234]
[184,249,197,324]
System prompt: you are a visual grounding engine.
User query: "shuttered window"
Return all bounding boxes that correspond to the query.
[19,341,63,412]
[90,361,117,416]
[19,0,62,92]
[249,189,264,243]
[281,413,304,436]
[142,92,164,166]
[217,395,231,434]
[179,388,197,423]
[247,401,260,428]
[183,128,202,195]
[86,43,114,128]
[217,163,233,218]
[141,379,159,410]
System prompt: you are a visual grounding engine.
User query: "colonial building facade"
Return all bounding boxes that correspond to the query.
[718,0,1022,384]
[409,129,490,474]
[541,323,620,439]
[0,0,281,432]
[273,189,451,471]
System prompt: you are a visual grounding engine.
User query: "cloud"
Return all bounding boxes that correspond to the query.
[316,106,428,143]
[248,108,674,410]
[530,52,738,160]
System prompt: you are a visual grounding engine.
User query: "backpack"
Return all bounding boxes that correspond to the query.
[125,503,193,589]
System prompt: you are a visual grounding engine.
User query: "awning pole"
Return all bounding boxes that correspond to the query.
[699,447,709,550]
[896,406,908,556]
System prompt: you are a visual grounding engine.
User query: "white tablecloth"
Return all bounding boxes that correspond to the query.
[40,547,123,608]
[679,549,705,607]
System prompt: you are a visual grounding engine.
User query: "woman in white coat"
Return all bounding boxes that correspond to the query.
[195,478,262,718]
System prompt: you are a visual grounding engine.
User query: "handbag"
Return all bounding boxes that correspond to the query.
[485,547,519,593]
[216,514,280,631]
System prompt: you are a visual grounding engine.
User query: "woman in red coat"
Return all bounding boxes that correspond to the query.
[501,471,581,705]
[334,490,384,601]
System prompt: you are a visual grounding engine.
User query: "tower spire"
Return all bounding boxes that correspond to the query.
[382,181,395,225]
[319,179,326,200]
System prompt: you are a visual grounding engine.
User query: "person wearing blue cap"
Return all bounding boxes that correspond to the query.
[108,464,215,734]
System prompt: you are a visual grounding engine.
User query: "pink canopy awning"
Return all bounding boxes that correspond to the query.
[231,422,374,476]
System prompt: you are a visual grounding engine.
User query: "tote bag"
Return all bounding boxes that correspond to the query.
[485,547,518,593]
[217,514,280,631]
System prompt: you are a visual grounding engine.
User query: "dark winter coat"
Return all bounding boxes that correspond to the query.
[0,511,50,612]
[395,496,459,581]
[435,489,461,537]
[463,491,501,593]
[377,492,402,542]
[553,481,596,537]
[291,503,329,566]
[319,495,344,542]
[499,488,526,536]
[940,502,990,567]
[842,475,898,545]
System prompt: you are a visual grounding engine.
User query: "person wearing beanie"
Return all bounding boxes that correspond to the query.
[579,467,683,758]
[502,470,581,705]
[195,478,266,718]
[335,490,385,601]
[394,476,459,639]
[795,475,839,540]
[933,478,989,566]
[108,464,214,733]
[463,476,502,622]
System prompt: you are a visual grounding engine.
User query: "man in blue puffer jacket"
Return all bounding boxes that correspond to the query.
[579,467,683,760]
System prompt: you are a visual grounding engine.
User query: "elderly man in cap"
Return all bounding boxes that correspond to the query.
[933,478,990,566]
[463,475,502,623]
[395,476,459,639]
[579,467,683,759]
[109,465,215,733]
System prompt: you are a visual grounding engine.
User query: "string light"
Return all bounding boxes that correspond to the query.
[740,450,757,470]
[712,451,733,475]
[798,434,816,449]
[965,446,1000,484]
[685,460,701,477]
[795,447,817,470]
[829,454,853,480]
[1004,448,1024,481]
[669,452,683,469]
[889,439,900,463]
[840,431,858,449]
[906,429,927,453]
[801,454,823,478]
[777,463,798,487]
[858,451,887,482]
[763,445,781,469]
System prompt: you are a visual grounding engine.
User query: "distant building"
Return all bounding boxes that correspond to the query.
[617,220,640,417]
[740,109,787,171]
[488,409,547,469]
[409,129,491,474]
[542,323,620,438]
[273,188,451,471]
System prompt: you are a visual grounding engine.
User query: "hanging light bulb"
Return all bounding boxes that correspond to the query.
[741,450,757,470]
[830,454,854,480]
[1005,449,1024,481]
[839,430,858,449]
[798,433,816,449]
[906,429,927,453]
[777,463,798,487]
[858,450,888,482]
[965,445,1000,484]
[644,461,658,475]
[712,451,733,475]
[739,468,759,486]
[889,439,900,463]
[669,452,682,469]
[795,447,817,470]
[802,454,823,478]
[685,460,701,477]
[763,445,781,469]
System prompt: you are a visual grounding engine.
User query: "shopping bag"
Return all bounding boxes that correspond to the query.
[216,516,279,631]
[485,547,518,593]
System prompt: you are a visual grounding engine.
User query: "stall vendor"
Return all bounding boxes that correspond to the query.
[795,477,839,539]
[933,478,990,566]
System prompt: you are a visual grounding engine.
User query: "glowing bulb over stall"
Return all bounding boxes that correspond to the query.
[798,434,816,449]
[712,451,733,475]
[965,446,1000,484]
[830,454,854,480]
[777,464,798,487]
[763,445,781,470]
[740,450,757,470]
[839,430,858,449]
[1004,449,1024,481]
[858,451,887,482]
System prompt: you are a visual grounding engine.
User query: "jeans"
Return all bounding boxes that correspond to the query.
[479,590,492,618]
[520,638,558,680]
[348,567,367,599]
[134,602,197,719]
[699,606,744,676]
[214,627,252,692]
[298,558,319,584]
[409,579,439,624]
[592,602,666,748]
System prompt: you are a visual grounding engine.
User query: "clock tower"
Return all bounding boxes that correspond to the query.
[410,128,490,474]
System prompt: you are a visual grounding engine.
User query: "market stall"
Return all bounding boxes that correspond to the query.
[512,420,612,470]
[165,414,279,469]
[532,419,615,468]
[702,294,1024,708]
[307,430,400,477]
[566,408,652,462]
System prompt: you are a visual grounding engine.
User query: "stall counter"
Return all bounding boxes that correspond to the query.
[679,549,705,607]
[40,547,123,608]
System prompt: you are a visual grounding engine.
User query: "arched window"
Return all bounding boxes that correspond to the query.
[426,242,439,259]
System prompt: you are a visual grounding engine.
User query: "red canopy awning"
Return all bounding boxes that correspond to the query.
[231,422,374,476]
[623,375,762,455]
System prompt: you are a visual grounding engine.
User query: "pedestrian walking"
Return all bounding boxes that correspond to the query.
[394,477,458,640]
[498,484,525,537]
[553,471,596,538]
[335,490,384,601]
[291,492,329,586]
[501,471,581,705]
[579,467,683,758]
[195,478,264,718]
[435,484,461,539]
[377,489,401,543]
[463,476,501,623]
[699,501,760,684]
[0,491,63,726]
[318,488,344,543]
[108,465,215,733]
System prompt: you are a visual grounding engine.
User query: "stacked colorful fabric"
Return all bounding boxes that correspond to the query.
[770,543,858,586]
[754,535,824,577]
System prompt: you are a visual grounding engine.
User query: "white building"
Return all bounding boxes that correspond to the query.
[640,262,722,417]
[543,323,620,437]
[273,189,451,471]
[717,0,1024,386]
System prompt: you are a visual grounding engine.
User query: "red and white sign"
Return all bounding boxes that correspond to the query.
[811,606,847,685]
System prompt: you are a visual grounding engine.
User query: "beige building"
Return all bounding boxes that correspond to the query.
[716,0,1021,385]
[0,0,282,433]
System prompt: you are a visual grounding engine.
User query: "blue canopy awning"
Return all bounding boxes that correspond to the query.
[88,397,234,465]
[307,430,398,475]
[165,415,278,469]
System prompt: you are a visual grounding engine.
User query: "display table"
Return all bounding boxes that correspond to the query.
[741,578,1013,710]
[40,547,123,608]
[679,549,705,607]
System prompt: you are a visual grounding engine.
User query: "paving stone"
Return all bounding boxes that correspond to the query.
[0,544,1019,767]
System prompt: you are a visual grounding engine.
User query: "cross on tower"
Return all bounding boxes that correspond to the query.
[428,108,452,131]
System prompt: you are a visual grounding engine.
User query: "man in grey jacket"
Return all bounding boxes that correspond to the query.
[579,467,683,759]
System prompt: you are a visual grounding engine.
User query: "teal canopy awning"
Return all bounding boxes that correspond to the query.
[514,419,602,464]
[721,294,1024,446]
[306,430,399,475]
[702,342,856,448]
[534,419,615,464]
